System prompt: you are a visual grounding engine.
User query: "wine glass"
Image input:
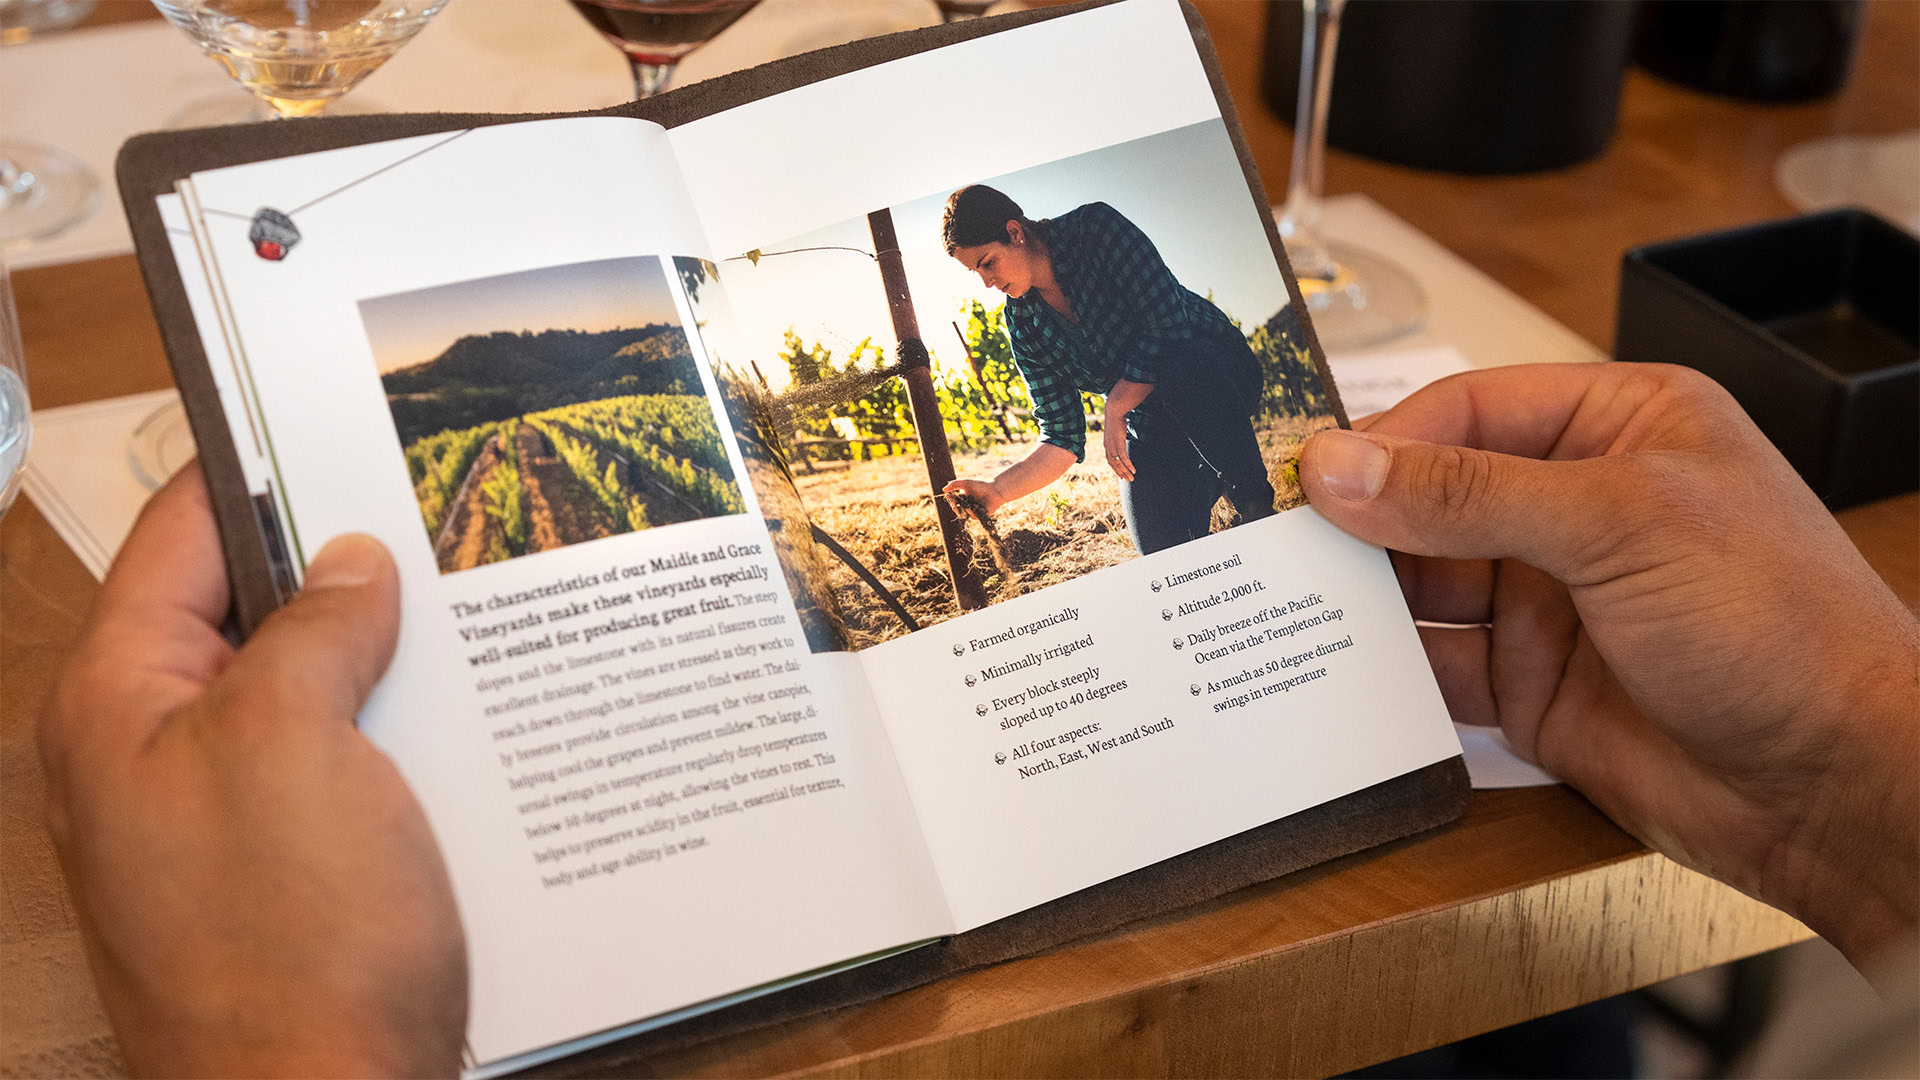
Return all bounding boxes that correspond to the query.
[152,0,449,126]
[1275,0,1424,352]
[0,0,94,44]
[1,1,103,244]
[932,0,994,21]
[568,0,762,100]
[0,139,100,245]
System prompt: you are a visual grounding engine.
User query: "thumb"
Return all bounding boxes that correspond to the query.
[1299,428,1629,583]
[217,533,402,729]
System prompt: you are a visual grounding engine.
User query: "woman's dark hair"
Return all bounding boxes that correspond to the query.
[942,185,1032,253]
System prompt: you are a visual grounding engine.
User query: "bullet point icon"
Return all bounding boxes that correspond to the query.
[964,673,977,687]
[994,751,1007,765]
[1150,580,1162,593]
[975,703,988,717]
[1172,638,1183,650]
[1160,608,1172,621]
[1189,683,1202,696]
[951,643,966,657]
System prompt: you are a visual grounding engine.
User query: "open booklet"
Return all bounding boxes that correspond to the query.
[138,0,1462,1072]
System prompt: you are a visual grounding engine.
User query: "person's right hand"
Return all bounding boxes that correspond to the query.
[944,477,1006,517]
[1299,363,1918,970]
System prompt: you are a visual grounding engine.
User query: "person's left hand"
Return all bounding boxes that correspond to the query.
[1102,420,1135,482]
[40,462,468,1077]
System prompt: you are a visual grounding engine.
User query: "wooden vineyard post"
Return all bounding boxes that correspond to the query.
[867,208,989,612]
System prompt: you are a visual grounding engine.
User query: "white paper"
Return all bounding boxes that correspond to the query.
[19,390,185,579]
[179,117,949,1067]
[1453,723,1559,788]
[666,0,1460,928]
[1328,344,1474,419]
[864,509,1461,927]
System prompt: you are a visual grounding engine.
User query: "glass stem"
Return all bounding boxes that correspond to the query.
[0,155,32,207]
[1279,0,1345,281]
[628,60,674,100]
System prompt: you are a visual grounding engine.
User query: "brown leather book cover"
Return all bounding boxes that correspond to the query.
[115,3,1468,1072]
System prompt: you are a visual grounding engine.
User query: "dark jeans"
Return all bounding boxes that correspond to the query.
[1118,327,1275,555]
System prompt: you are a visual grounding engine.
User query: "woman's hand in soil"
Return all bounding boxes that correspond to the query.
[948,444,1077,516]
[41,463,469,1077]
[1297,362,1918,972]
[944,477,1006,516]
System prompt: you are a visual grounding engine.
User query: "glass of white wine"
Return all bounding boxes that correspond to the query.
[152,0,448,126]
[135,1,447,489]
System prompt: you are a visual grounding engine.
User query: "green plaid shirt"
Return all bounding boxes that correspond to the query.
[1004,202,1237,461]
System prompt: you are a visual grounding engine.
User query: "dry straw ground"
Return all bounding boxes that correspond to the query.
[793,412,1336,649]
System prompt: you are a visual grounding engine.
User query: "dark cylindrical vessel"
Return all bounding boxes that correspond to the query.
[1634,0,1863,103]
[1261,0,1637,175]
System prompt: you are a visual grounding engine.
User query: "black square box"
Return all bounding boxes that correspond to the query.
[1616,209,1918,509]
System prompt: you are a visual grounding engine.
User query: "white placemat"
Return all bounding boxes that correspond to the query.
[1318,194,1606,367]
[18,388,185,579]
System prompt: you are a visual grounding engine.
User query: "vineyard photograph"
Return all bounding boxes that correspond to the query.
[360,255,745,574]
[692,120,1335,650]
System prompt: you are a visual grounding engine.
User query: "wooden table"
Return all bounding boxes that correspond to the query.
[3,2,1915,1075]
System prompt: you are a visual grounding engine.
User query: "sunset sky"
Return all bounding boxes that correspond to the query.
[359,255,680,374]
[712,120,1292,393]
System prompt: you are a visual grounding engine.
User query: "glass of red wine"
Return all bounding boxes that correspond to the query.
[933,0,993,21]
[569,0,763,100]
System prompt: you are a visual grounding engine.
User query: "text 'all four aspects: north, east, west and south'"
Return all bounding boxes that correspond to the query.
[951,550,1369,780]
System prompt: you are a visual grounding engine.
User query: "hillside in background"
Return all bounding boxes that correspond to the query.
[383,325,700,444]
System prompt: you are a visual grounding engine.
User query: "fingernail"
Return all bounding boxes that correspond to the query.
[1315,430,1390,501]
[304,534,387,591]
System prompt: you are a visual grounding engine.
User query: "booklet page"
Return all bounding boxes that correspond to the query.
[664,0,1461,928]
[177,117,948,1066]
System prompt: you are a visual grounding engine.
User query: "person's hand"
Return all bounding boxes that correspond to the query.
[1299,363,1918,969]
[1101,418,1135,482]
[944,477,1006,516]
[40,463,468,1077]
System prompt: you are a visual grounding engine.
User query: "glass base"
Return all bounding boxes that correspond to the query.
[1775,131,1920,236]
[0,139,101,244]
[166,89,385,128]
[1289,242,1426,353]
[128,400,197,493]
[0,0,96,44]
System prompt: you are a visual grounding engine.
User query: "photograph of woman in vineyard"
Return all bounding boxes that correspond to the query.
[361,255,745,574]
[709,120,1334,649]
[940,184,1278,555]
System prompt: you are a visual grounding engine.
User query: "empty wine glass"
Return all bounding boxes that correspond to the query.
[0,140,100,244]
[153,0,449,126]
[1275,0,1424,352]
[1,1,103,244]
[568,0,762,100]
